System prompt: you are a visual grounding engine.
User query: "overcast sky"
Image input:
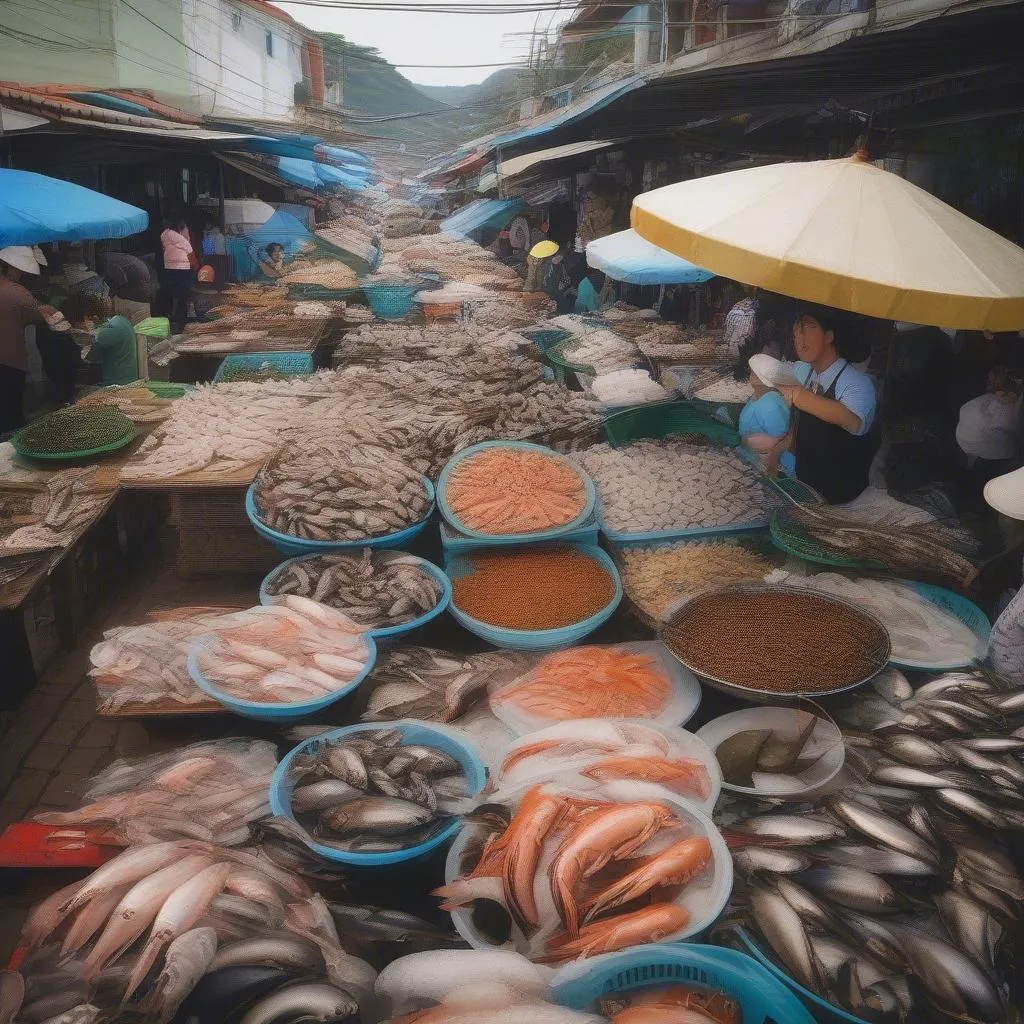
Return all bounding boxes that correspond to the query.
[276,1,566,88]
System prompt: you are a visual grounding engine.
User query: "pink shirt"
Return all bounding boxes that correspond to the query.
[161,229,193,271]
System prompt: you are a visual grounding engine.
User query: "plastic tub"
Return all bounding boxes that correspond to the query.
[269,720,486,866]
[603,401,740,449]
[495,718,720,810]
[894,582,990,672]
[258,551,452,641]
[186,633,377,722]
[696,707,844,799]
[437,441,597,542]
[444,785,732,953]
[551,942,817,1024]
[736,929,868,1024]
[213,351,314,383]
[439,512,600,554]
[489,641,702,736]
[363,283,419,319]
[245,477,435,557]
[445,543,622,652]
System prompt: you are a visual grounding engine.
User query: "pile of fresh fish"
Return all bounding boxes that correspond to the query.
[724,668,1024,1022]
[362,646,532,723]
[11,840,376,1024]
[286,728,469,854]
[779,571,987,666]
[193,597,371,704]
[693,377,754,404]
[553,330,641,374]
[375,949,601,1023]
[33,739,277,847]
[264,551,443,630]
[579,441,767,535]
[253,441,430,542]
[78,384,175,423]
[438,783,715,963]
[91,605,257,711]
[496,719,711,803]
[589,369,670,406]
[280,260,359,289]
[1,467,111,553]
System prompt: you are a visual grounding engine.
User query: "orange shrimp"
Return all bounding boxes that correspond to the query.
[581,755,711,801]
[583,837,712,923]
[542,903,689,963]
[500,739,619,777]
[632,986,742,1024]
[548,801,673,937]
[502,788,566,933]
[613,1009,718,1024]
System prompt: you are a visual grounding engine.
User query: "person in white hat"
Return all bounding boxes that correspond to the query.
[0,246,47,433]
[983,467,1024,685]
[738,353,804,475]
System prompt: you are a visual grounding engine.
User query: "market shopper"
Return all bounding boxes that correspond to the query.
[956,367,1022,501]
[62,294,138,385]
[0,246,48,433]
[257,242,287,280]
[983,467,1024,684]
[159,214,195,335]
[777,303,879,504]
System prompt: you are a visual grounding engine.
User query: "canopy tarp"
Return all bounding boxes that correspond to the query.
[276,156,369,193]
[244,210,315,257]
[441,198,522,240]
[587,229,715,285]
[0,169,148,246]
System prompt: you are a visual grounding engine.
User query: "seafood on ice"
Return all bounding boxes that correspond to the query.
[438,783,718,963]
[496,719,712,804]
[33,739,278,847]
[264,550,444,631]
[490,645,674,725]
[192,597,372,705]
[444,446,589,535]
[285,728,470,853]
[578,441,767,535]
[589,369,670,407]
[553,330,641,374]
[361,646,532,723]
[253,440,430,542]
[13,840,376,1024]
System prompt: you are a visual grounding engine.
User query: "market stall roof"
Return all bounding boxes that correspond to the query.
[632,152,1024,331]
[477,139,619,193]
[440,198,523,240]
[0,169,147,246]
[587,229,715,285]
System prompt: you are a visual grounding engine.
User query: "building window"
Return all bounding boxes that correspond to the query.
[265,30,274,57]
[231,12,242,30]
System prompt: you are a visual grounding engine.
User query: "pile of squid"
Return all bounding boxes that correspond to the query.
[33,739,277,847]
[286,728,470,854]
[437,782,718,964]
[722,668,1024,1023]
[10,840,376,1024]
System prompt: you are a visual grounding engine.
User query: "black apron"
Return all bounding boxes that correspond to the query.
[793,364,880,505]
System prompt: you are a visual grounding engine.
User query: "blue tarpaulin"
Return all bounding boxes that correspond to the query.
[441,198,522,240]
[318,145,370,168]
[315,163,369,192]
[245,210,315,257]
[0,169,148,247]
[276,157,369,193]
[586,229,715,285]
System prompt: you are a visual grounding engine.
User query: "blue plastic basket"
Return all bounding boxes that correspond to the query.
[551,943,817,1024]
[258,551,452,641]
[186,632,377,722]
[245,477,435,557]
[736,930,867,1024]
[213,352,314,384]
[269,720,486,866]
[362,283,419,319]
[890,581,989,672]
[437,441,597,543]
[446,543,622,651]
[439,511,601,553]
[605,516,768,546]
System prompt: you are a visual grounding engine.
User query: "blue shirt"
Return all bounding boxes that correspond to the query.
[795,358,876,436]
[739,391,796,473]
[575,277,599,313]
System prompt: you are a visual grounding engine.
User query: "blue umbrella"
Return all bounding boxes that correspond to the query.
[0,169,148,247]
[586,228,715,285]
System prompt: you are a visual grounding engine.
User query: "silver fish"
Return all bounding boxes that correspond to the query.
[323,746,368,789]
[935,890,1003,972]
[830,797,938,865]
[292,779,361,813]
[862,977,914,1021]
[238,981,358,1024]
[733,848,812,876]
[958,736,1024,753]
[30,1006,100,1024]
[17,987,91,1024]
[958,880,1021,924]
[814,844,936,877]
[808,936,887,988]
[883,923,1004,1022]
[881,734,950,768]
[870,668,913,703]
[872,764,956,789]
[210,933,326,974]
[142,926,218,1024]
[986,689,1024,713]
[934,789,1008,829]
[772,877,851,937]
[749,883,822,993]
[741,814,846,844]
[799,865,907,914]
[319,796,433,836]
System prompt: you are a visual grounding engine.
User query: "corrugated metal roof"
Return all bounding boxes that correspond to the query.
[500,139,618,178]
[59,117,268,141]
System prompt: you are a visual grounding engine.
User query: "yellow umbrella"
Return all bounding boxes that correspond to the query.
[631,152,1024,331]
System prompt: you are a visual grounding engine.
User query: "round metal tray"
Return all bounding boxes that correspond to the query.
[658,582,891,703]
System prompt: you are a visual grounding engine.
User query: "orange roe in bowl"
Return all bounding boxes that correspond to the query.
[451,546,615,630]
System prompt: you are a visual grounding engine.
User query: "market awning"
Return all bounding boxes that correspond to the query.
[0,169,147,246]
[440,198,522,240]
[632,152,1024,331]
[587,229,715,285]
[478,139,619,193]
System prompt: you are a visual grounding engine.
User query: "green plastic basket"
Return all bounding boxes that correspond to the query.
[604,400,741,449]
[768,510,883,570]
[547,336,641,375]
[145,381,191,399]
[13,410,135,461]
